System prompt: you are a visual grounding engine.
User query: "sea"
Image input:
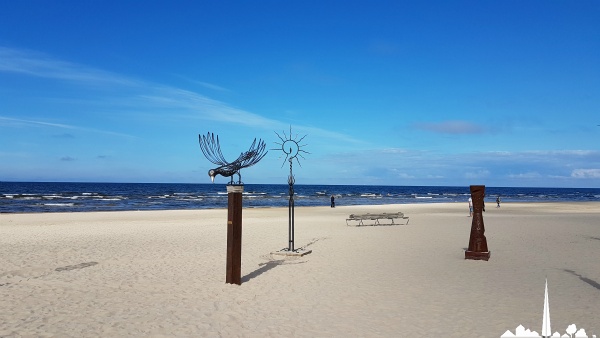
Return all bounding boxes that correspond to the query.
[1,182,599,213]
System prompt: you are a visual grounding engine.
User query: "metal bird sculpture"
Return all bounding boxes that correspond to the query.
[198,132,268,184]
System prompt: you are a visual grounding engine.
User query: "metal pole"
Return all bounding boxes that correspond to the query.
[290,177,294,251]
[288,158,295,251]
[288,178,292,251]
[226,184,243,284]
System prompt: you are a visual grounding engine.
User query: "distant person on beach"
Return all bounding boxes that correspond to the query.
[496,196,501,208]
[468,197,473,217]
[331,195,335,208]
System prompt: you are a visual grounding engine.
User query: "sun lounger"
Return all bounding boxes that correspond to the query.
[346,212,409,226]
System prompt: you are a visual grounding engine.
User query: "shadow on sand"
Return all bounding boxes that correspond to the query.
[563,269,600,291]
[241,237,327,283]
[242,259,306,283]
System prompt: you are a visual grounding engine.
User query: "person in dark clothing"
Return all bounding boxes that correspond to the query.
[330,195,335,208]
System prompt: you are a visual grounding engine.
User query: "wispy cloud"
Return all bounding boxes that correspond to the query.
[171,73,232,92]
[195,81,230,92]
[177,76,231,92]
[0,47,362,145]
[0,116,136,138]
[415,120,485,134]
[0,47,139,87]
[60,156,76,161]
[0,116,77,129]
[138,87,283,129]
[136,87,364,144]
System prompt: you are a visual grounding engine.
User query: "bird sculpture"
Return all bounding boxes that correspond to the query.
[198,132,268,184]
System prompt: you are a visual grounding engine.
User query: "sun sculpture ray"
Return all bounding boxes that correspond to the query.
[198,132,268,185]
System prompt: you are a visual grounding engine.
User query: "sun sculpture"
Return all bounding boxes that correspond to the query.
[273,126,309,253]
[274,127,309,169]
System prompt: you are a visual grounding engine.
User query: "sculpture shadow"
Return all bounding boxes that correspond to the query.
[563,269,600,291]
[241,259,306,283]
[241,237,325,283]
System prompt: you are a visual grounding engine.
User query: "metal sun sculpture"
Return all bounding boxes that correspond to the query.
[274,127,309,168]
[273,126,309,252]
[198,132,268,185]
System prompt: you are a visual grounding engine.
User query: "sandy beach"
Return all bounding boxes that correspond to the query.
[1,202,599,337]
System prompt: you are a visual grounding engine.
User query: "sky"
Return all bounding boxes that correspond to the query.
[1,1,599,187]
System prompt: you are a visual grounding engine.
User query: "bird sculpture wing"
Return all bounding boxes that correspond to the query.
[232,138,268,169]
[198,132,229,166]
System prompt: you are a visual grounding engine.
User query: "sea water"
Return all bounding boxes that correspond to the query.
[1,182,599,213]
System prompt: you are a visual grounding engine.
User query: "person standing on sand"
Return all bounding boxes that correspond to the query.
[496,196,501,208]
[331,195,335,208]
[468,196,473,217]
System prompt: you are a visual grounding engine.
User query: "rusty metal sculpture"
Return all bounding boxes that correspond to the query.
[198,132,267,185]
[465,185,491,260]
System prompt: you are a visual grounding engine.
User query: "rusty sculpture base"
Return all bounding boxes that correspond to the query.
[465,185,490,261]
[226,184,243,285]
[465,250,490,261]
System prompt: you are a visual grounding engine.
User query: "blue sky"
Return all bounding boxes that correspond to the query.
[1,1,599,187]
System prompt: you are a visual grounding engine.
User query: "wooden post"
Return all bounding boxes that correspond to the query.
[226,184,243,285]
[465,185,491,261]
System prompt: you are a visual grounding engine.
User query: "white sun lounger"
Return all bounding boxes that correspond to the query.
[346,212,409,226]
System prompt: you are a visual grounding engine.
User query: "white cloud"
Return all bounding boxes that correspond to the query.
[508,172,542,179]
[465,170,490,179]
[380,148,410,154]
[389,168,415,179]
[571,169,600,178]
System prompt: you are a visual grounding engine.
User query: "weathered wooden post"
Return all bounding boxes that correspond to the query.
[198,132,268,285]
[226,184,243,285]
[465,185,491,260]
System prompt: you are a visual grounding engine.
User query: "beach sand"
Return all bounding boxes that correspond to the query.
[1,202,599,337]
